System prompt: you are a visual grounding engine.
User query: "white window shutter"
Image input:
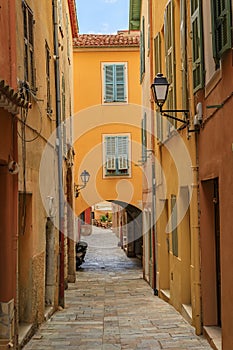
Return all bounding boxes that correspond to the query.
[118,154,128,170]
[105,136,116,170]
[118,136,128,170]
[106,156,116,170]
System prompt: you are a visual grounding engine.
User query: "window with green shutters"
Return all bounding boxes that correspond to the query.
[211,0,232,64]
[154,33,163,142]
[154,33,161,75]
[191,0,204,92]
[62,74,67,156]
[23,1,36,91]
[156,110,163,142]
[164,0,176,132]
[141,113,147,163]
[140,16,145,83]
[102,63,127,103]
[104,135,130,176]
[171,195,178,257]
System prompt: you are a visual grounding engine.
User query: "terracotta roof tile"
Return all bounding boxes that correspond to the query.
[73,32,140,48]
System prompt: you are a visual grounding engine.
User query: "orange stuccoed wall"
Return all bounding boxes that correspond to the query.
[73,41,142,216]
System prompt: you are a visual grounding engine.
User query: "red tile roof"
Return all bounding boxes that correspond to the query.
[73,32,140,48]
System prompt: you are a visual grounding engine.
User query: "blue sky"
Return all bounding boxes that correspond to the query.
[76,0,130,34]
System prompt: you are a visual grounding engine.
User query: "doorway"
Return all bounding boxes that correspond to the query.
[201,178,221,326]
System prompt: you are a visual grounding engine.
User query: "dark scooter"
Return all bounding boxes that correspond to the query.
[76,241,88,269]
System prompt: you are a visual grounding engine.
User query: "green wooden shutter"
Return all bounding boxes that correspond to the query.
[211,0,232,63]
[181,0,188,107]
[154,33,163,142]
[154,32,161,75]
[104,65,114,102]
[141,113,147,162]
[105,136,116,170]
[115,64,125,102]
[164,0,176,131]
[104,64,126,102]
[171,195,178,257]
[156,110,163,142]
[140,16,145,83]
[117,136,128,170]
[191,0,204,92]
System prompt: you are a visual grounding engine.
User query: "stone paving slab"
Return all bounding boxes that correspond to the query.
[23,227,212,350]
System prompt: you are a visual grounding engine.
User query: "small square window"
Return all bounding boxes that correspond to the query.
[102,63,128,104]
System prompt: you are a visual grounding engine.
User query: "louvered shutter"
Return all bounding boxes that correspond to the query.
[156,110,163,142]
[141,113,147,162]
[104,65,114,102]
[181,0,188,107]
[154,33,161,75]
[211,0,232,62]
[105,136,116,170]
[117,136,128,170]
[140,16,145,83]
[115,65,125,102]
[171,195,178,257]
[154,33,163,141]
[191,0,204,92]
[164,0,176,131]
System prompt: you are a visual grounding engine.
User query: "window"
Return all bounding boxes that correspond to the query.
[141,113,147,163]
[211,0,232,64]
[140,16,145,83]
[45,42,51,115]
[62,74,67,156]
[164,0,176,132]
[191,0,204,92]
[23,1,35,90]
[156,110,163,143]
[103,134,130,177]
[147,1,151,56]
[154,32,161,75]
[66,13,71,64]
[154,33,163,142]
[102,63,127,103]
[171,195,178,257]
[58,0,64,35]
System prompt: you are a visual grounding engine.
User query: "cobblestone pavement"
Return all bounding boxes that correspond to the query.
[23,227,212,350]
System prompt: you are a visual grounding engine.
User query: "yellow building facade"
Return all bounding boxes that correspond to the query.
[137,0,202,334]
[73,32,143,252]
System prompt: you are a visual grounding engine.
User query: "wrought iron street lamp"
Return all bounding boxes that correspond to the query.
[74,170,90,198]
[151,73,189,126]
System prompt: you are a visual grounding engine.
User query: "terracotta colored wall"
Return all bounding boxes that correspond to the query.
[0,111,17,303]
[0,0,17,87]
[199,51,233,348]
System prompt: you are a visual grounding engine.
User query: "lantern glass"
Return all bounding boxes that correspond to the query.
[151,73,170,108]
[80,170,90,184]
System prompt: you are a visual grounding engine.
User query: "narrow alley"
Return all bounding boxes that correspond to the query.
[23,227,212,350]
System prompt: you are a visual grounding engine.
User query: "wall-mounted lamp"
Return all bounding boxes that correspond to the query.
[151,73,189,127]
[74,170,90,198]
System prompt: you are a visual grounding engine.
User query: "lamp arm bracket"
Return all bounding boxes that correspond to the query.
[161,111,188,124]
[162,109,189,113]
[75,183,86,191]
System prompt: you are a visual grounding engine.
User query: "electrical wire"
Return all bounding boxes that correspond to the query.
[17,97,43,143]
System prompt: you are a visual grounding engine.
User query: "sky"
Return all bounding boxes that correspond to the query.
[76,0,130,34]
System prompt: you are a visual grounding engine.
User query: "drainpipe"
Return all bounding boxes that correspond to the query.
[52,0,65,308]
[149,0,158,296]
